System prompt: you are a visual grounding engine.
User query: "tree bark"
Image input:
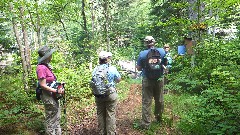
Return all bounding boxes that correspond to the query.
[103,0,110,50]
[90,0,95,39]
[36,3,41,46]
[57,3,69,40]
[19,6,31,74]
[59,18,69,40]
[10,3,29,91]
[28,0,41,48]
[82,0,87,34]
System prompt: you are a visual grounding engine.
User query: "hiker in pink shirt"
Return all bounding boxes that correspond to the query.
[36,46,64,135]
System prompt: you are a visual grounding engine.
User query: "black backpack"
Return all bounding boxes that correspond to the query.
[145,48,163,80]
[90,65,110,96]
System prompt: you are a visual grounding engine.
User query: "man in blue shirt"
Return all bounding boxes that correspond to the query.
[163,44,173,94]
[136,36,165,129]
[92,51,121,135]
[163,44,172,73]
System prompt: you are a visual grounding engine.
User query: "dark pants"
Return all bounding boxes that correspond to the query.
[141,77,164,127]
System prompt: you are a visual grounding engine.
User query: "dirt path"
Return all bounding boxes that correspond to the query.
[70,84,143,135]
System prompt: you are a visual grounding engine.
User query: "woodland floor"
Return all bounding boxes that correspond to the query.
[0,83,176,135]
[68,83,177,135]
[69,84,143,135]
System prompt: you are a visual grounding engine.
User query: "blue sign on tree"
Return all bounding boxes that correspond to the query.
[178,45,186,55]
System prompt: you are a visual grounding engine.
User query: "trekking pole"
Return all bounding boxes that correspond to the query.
[162,73,165,94]
[162,67,168,94]
[62,83,67,135]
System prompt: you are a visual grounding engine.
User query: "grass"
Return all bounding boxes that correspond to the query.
[132,92,196,135]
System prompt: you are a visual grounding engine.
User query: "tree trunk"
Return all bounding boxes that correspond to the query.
[90,0,95,39]
[19,6,31,74]
[59,18,69,40]
[57,3,69,40]
[103,0,110,50]
[82,0,87,34]
[10,3,29,91]
[36,0,41,47]
[28,0,41,48]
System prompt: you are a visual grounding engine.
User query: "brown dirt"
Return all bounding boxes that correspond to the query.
[69,84,143,135]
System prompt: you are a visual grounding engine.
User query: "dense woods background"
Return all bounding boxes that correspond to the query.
[0,0,239,134]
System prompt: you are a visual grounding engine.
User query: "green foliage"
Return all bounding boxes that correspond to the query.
[177,87,240,134]
[168,37,240,134]
[150,0,190,45]
[0,75,44,134]
[1,0,240,134]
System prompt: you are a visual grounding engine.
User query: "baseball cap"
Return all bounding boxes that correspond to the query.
[144,36,156,45]
[98,51,112,59]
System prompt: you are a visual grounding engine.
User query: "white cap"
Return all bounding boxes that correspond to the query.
[98,51,112,59]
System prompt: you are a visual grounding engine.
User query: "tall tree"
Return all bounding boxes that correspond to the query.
[9,3,29,91]
[28,0,41,48]
[19,6,31,73]
[103,0,110,50]
[82,0,88,34]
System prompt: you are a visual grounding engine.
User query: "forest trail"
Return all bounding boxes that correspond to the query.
[69,83,144,135]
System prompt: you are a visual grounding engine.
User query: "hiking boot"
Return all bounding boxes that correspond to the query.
[139,124,149,130]
[163,90,169,94]
[155,116,162,123]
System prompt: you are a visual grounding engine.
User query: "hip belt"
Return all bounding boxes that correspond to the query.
[94,87,116,98]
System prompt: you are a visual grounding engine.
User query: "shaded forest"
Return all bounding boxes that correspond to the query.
[0,0,239,134]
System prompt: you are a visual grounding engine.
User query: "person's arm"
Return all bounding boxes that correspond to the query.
[136,65,142,71]
[115,77,121,83]
[115,72,121,83]
[39,79,64,94]
[113,67,121,83]
[39,78,56,92]
[136,53,142,71]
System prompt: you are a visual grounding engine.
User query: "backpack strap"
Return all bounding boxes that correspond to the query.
[95,64,109,79]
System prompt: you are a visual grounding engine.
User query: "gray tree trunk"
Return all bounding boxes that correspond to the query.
[90,0,95,39]
[28,0,41,48]
[19,6,31,74]
[103,0,110,50]
[10,3,29,91]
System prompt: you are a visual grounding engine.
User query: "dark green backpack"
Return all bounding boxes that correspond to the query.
[145,48,163,80]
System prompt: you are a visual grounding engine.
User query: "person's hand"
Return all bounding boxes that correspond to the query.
[163,69,169,74]
[57,87,65,94]
[60,82,66,85]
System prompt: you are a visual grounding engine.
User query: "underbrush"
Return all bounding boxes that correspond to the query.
[0,75,45,134]
[0,73,140,134]
[165,39,240,134]
[66,78,140,125]
[140,93,196,135]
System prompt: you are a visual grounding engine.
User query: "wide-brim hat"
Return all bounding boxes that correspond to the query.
[98,51,112,59]
[37,46,55,63]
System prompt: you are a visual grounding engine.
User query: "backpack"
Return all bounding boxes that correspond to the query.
[36,82,42,100]
[36,81,63,100]
[164,53,172,68]
[145,48,163,80]
[90,65,110,96]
